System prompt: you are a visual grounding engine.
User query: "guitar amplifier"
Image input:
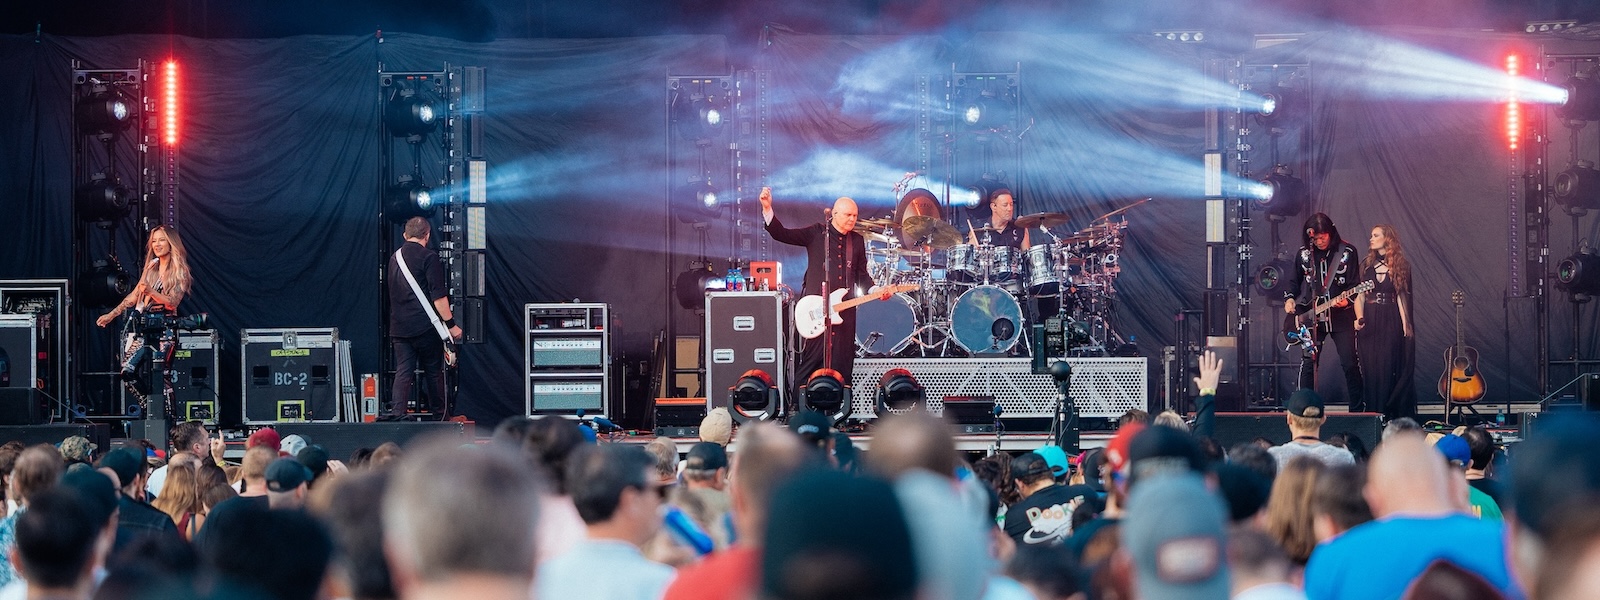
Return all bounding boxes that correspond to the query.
[241,328,342,424]
[705,292,786,423]
[525,304,610,418]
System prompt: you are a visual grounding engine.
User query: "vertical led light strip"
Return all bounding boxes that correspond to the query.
[1505,54,1520,151]
[164,60,179,147]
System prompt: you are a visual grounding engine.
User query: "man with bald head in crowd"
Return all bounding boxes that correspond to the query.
[761,187,875,394]
[1303,432,1515,599]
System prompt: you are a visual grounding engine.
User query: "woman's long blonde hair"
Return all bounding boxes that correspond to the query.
[142,225,192,300]
[152,463,205,523]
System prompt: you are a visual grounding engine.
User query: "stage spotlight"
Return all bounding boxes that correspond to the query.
[1255,257,1293,296]
[76,89,134,138]
[803,369,849,423]
[1557,72,1600,122]
[674,265,725,310]
[876,368,924,413]
[671,88,728,142]
[1255,164,1308,219]
[77,261,131,309]
[962,177,1003,221]
[962,93,1012,130]
[674,180,722,223]
[1557,251,1600,297]
[75,176,133,223]
[729,369,780,421]
[1254,89,1300,127]
[384,90,441,138]
[1555,161,1600,211]
[385,177,435,223]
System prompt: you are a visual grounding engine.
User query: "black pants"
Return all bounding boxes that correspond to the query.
[797,313,856,415]
[1298,326,1366,411]
[389,334,447,418]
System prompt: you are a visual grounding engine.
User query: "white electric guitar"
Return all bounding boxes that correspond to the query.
[794,284,918,339]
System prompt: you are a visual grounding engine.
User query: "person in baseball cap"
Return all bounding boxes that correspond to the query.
[58,436,97,466]
[788,410,834,463]
[264,458,313,509]
[1035,445,1071,480]
[1119,472,1230,600]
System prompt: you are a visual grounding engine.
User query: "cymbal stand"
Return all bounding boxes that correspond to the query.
[903,237,953,356]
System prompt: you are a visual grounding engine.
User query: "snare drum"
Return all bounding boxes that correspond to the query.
[1024,244,1059,296]
[989,246,1022,282]
[947,244,979,284]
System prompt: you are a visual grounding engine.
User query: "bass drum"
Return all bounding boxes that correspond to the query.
[855,293,918,356]
[950,285,1024,354]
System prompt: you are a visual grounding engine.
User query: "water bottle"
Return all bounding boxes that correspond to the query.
[733,265,746,291]
[662,506,715,556]
[725,268,738,291]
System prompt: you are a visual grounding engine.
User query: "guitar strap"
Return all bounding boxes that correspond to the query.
[394,247,451,344]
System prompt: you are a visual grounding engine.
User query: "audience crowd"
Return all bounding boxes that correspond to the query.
[0,352,1596,600]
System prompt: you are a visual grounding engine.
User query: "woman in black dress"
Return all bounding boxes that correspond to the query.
[1356,224,1415,421]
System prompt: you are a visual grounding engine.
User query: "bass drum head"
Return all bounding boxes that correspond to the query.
[951,285,1023,354]
[855,293,918,356]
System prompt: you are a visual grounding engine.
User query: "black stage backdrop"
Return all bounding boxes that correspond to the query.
[2,29,1597,428]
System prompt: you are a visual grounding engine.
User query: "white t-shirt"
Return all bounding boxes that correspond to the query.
[1268,441,1355,470]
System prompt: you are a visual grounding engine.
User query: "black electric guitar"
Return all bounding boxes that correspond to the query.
[1283,280,1375,352]
[1438,290,1486,404]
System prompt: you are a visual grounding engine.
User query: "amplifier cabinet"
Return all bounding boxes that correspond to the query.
[705,292,786,422]
[0,280,68,413]
[525,304,610,418]
[0,315,38,393]
[172,331,222,424]
[241,328,342,424]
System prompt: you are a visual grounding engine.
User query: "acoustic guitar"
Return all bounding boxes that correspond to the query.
[1437,290,1486,404]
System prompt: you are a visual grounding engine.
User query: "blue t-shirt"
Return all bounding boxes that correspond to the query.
[1304,514,1521,600]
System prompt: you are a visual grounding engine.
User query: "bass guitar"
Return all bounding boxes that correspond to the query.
[795,284,919,340]
[1438,290,1486,404]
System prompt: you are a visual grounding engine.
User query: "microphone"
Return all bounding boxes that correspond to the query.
[592,416,620,433]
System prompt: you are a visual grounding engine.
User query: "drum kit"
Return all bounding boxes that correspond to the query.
[852,196,1141,358]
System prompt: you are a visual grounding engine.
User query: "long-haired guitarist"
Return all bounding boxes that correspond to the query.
[1282,213,1366,411]
[383,216,461,421]
[761,188,878,399]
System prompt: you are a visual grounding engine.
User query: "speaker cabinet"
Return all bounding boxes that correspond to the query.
[705,292,785,423]
[241,328,342,424]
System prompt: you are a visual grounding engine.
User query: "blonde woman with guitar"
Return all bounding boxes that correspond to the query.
[1282,213,1368,411]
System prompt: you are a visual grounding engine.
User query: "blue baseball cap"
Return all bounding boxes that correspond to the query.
[1035,445,1071,477]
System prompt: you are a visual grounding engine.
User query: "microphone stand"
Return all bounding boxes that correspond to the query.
[1049,361,1079,452]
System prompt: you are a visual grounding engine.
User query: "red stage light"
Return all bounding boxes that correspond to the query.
[1505,54,1520,151]
[164,60,179,147]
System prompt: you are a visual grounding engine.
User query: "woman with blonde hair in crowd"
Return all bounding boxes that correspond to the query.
[152,463,207,540]
[1264,455,1328,566]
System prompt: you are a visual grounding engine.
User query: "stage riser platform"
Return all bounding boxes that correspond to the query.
[849,358,1146,419]
[1211,412,1383,450]
[274,422,475,462]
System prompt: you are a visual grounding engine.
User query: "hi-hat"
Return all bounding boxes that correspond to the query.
[900,216,963,249]
[855,217,895,232]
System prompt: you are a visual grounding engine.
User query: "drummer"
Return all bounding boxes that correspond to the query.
[968,188,1031,250]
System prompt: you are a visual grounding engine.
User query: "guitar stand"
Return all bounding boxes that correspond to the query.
[1445,402,1483,427]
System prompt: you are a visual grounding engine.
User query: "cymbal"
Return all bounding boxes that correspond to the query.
[855,218,895,232]
[900,216,963,249]
[857,230,897,244]
[868,247,927,259]
[1092,198,1150,223]
[1014,212,1072,229]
